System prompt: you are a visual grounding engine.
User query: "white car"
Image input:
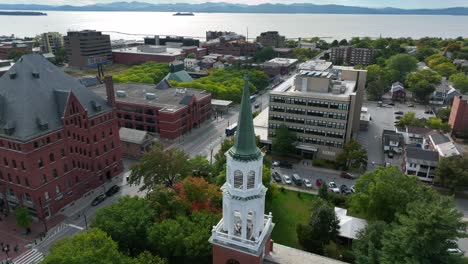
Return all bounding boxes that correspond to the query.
[283,175,292,184]
[303,179,312,188]
[350,185,356,193]
[328,182,340,193]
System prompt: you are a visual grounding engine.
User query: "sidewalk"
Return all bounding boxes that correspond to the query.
[0,212,64,261]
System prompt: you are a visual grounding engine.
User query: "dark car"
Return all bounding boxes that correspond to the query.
[425,110,434,114]
[105,185,120,197]
[396,116,402,120]
[388,102,395,106]
[254,103,261,109]
[278,161,293,169]
[272,171,282,183]
[340,171,357,179]
[91,194,107,206]
[340,185,353,195]
[394,111,404,115]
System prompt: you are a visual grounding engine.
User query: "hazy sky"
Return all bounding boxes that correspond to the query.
[2,0,468,8]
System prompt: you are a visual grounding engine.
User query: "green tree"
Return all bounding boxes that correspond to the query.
[425,54,451,68]
[292,48,319,62]
[339,39,348,46]
[380,196,466,264]
[148,211,220,263]
[318,184,329,201]
[188,155,212,178]
[91,196,154,256]
[297,203,340,254]
[416,46,437,61]
[426,117,451,132]
[436,156,468,193]
[449,73,468,93]
[336,139,367,170]
[129,143,191,189]
[406,69,441,89]
[436,107,452,121]
[397,112,417,127]
[255,47,275,62]
[186,53,196,59]
[366,79,385,101]
[434,62,458,77]
[409,80,436,102]
[349,166,436,223]
[331,40,339,47]
[272,125,297,155]
[353,221,389,264]
[55,48,67,64]
[365,64,382,83]
[42,229,130,264]
[146,185,188,221]
[372,38,389,50]
[131,252,167,264]
[15,207,32,232]
[386,54,418,81]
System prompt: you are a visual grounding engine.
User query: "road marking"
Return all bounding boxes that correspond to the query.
[68,224,85,230]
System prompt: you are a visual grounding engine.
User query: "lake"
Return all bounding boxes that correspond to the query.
[1,11,468,40]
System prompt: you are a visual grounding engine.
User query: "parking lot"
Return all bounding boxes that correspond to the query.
[270,163,357,193]
[358,101,435,170]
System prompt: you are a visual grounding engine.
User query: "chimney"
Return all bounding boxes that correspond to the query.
[104,76,116,106]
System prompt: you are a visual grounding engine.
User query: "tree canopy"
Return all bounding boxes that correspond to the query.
[15,207,32,230]
[113,62,169,84]
[272,125,297,155]
[91,196,155,256]
[42,228,131,264]
[336,139,367,171]
[386,54,418,81]
[129,143,192,190]
[436,155,468,193]
[449,73,468,93]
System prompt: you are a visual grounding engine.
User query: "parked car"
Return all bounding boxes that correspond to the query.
[388,152,394,159]
[272,171,282,183]
[273,161,293,169]
[283,175,292,184]
[395,116,402,120]
[340,171,357,179]
[424,110,434,114]
[340,185,353,195]
[91,194,107,206]
[350,185,356,193]
[388,102,395,106]
[394,111,404,115]
[254,103,261,109]
[303,179,312,188]
[292,174,302,186]
[105,185,120,197]
[448,248,464,255]
[328,182,340,193]
[407,103,414,107]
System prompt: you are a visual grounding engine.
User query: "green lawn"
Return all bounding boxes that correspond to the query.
[266,189,316,248]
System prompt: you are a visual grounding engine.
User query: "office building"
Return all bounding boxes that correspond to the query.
[40,32,64,55]
[206,31,236,41]
[144,35,200,47]
[64,30,112,68]
[268,67,367,159]
[256,31,286,48]
[112,44,207,65]
[0,54,123,220]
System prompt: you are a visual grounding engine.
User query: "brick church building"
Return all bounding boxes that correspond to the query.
[0,54,123,221]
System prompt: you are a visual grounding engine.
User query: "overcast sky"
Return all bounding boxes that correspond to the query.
[2,0,468,8]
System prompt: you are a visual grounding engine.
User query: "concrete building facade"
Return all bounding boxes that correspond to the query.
[64,30,112,68]
[40,32,64,55]
[268,67,367,160]
[256,31,286,48]
[0,55,123,220]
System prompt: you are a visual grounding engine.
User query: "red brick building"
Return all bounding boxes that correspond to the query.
[89,79,212,140]
[0,54,123,221]
[202,38,260,57]
[449,95,468,136]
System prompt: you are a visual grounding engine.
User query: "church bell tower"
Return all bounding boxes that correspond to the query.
[210,75,274,264]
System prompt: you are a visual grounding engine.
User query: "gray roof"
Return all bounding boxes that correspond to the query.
[155,79,171,90]
[382,130,404,146]
[119,127,148,144]
[0,54,112,141]
[406,147,439,163]
[429,133,450,145]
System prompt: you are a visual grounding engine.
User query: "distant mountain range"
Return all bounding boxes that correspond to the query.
[1,1,468,15]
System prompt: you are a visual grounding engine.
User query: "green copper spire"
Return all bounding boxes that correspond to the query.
[228,74,261,161]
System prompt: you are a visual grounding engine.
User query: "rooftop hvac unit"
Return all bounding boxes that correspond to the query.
[145,93,157,100]
[116,91,127,97]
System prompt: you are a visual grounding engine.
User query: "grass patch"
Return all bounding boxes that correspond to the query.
[266,189,316,248]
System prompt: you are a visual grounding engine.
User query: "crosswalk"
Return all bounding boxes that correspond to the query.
[13,249,44,264]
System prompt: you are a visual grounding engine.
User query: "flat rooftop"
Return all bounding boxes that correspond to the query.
[298,59,333,71]
[112,45,184,57]
[265,243,347,264]
[89,83,210,112]
[267,58,298,66]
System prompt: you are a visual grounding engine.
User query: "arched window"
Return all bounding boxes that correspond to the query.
[226,259,240,264]
[233,170,243,189]
[247,171,255,189]
[233,210,242,236]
